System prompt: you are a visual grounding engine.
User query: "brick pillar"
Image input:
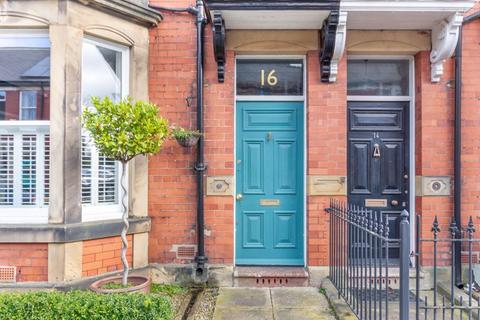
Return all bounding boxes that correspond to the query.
[414,51,455,266]
[306,52,347,266]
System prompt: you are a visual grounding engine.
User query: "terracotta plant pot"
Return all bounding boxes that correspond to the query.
[89,275,151,294]
[175,135,200,147]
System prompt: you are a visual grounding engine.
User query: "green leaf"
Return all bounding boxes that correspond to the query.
[82,97,170,163]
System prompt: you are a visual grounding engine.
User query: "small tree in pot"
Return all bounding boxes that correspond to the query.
[83,97,168,290]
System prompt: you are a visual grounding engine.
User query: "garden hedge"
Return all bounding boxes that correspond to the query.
[0,290,172,320]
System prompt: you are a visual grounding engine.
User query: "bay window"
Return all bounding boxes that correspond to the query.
[0,30,50,224]
[81,37,129,222]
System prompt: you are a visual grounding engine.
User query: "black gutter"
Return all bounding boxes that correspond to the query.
[149,1,208,279]
[454,12,480,287]
[205,0,339,10]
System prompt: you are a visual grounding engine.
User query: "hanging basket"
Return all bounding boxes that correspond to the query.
[175,135,200,147]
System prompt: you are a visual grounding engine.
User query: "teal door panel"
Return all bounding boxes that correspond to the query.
[236,101,304,266]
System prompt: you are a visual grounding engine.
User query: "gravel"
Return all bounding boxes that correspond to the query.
[187,288,219,320]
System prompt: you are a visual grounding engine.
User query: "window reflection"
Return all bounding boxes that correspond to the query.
[347,60,409,96]
[82,41,122,105]
[0,45,50,121]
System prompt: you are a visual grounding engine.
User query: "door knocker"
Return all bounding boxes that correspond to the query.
[373,143,381,159]
[267,132,273,141]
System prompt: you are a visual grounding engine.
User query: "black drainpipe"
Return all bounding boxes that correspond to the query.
[454,24,463,288]
[454,12,480,287]
[149,1,208,279]
[193,0,208,278]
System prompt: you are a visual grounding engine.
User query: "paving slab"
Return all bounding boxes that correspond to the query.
[215,288,271,309]
[274,308,335,320]
[213,308,274,320]
[271,287,329,309]
[213,287,335,320]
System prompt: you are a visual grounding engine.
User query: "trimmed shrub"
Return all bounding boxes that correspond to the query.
[0,290,172,320]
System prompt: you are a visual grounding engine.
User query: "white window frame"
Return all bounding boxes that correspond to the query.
[81,36,130,222]
[19,90,38,121]
[0,30,50,224]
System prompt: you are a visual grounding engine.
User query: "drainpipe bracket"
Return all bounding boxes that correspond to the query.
[194,163,207,172]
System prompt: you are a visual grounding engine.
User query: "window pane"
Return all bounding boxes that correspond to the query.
[347,60,409,96]
[237,59,303,96]
[0,32,50,213]
[82,41,122,105]
[0,43,50,121]
[81,38,125,209]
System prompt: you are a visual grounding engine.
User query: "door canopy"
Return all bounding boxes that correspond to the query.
[205,0,475,83]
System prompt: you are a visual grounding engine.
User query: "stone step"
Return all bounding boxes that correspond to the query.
[234,267,309,287]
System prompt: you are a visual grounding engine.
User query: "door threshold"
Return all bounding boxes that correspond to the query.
[234,266,309,287]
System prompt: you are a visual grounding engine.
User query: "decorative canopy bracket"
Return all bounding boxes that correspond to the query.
[430,13,463,83]
[212,12,226,83]
[320,10,347,83]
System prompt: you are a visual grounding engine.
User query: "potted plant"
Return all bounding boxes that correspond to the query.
[171,125,202,147]
[83,97,169,293]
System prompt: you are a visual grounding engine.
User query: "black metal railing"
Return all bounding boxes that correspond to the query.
[415,215,480,320]
[327,199,410,320]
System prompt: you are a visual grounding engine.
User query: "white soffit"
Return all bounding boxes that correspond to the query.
[218,10,330,30]
[342,1,476,30]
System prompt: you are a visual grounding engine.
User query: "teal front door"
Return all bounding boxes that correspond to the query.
[236,101,304,265]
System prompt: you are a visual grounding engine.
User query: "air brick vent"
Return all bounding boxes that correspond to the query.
[0,266,16,282]
[175,245,196,260]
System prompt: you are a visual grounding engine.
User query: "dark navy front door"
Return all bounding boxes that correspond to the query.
[348,101,410,259]
[236,101,304,265]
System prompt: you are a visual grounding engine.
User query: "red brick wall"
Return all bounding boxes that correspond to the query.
[148,0,236,265]
[306,52,347,266]
[460,6,480,263]
[415,51,455,266]
[147,1,479,269]
[82,235,133,277]
[0,244,48,282]
[5,90,19,120]
[148,0,198,264]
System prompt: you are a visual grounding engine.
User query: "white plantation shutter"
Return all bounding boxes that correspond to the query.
[81,135,92,204]
[81,132,121,222]
[0,134,14,205]
[44,135,50,205]
[98,156,118,204]
[0,125,49,223]
[81,134,119,205]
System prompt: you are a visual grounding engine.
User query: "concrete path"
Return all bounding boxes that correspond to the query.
[213,287,335,320]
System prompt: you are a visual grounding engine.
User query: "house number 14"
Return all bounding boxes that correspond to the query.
[260,69,278,87]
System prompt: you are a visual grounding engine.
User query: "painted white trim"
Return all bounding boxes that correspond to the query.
[431,13,463,83]
[0,29,50,48]
[347,55,416,256]
[341,1,475,12]
[329,11,348,83]
[347,96,411,102]
[233,55,307,267]
[80,36,130,222]
[236,96,304,102]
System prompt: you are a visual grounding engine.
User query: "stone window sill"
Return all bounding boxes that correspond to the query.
[0,216,150,243]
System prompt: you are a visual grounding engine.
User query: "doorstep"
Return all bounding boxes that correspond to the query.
[234,266,309,287]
